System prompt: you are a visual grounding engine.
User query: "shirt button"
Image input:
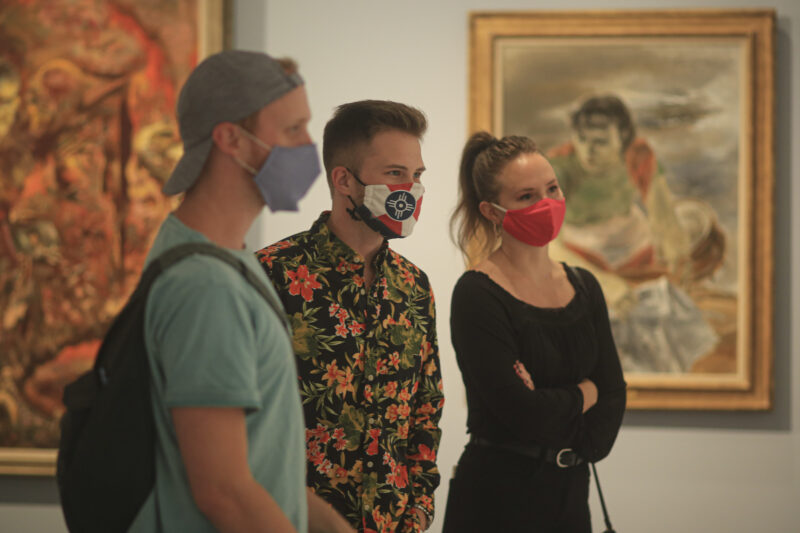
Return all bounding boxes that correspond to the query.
[368,417,375,424]
[367,461,374,468]
[367,374,374,382]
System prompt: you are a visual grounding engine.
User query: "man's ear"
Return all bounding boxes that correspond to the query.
[211,122,242,156]
[479,200,502,226]
[330,166,357,196]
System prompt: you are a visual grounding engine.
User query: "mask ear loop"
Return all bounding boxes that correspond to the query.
[233,126,271,175]
[233,156,258,175]
[346,198,363,221]
[344,167,368,221]
[483,202,504,246]
[491,203,507,235]
[237,126,272,151]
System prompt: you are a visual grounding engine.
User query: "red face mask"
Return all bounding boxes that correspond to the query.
[493,198,566,247]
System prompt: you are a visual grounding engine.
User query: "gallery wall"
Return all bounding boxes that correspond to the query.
[253,2,799,533]
[1,0,797,532]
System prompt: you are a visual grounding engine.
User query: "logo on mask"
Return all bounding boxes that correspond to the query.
[385,190,417,221]
[348,180,425,239]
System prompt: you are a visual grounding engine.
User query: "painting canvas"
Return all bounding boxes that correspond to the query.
[0,0,229,474]
[470,10,774,409]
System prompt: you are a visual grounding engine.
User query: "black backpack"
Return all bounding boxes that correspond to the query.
[57,242,289,533]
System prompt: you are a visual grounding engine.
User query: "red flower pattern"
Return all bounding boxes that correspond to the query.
[257,213,443,533]
[287,264,322,302]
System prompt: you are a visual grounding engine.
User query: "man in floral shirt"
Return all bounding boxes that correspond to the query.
[257,100,443,533]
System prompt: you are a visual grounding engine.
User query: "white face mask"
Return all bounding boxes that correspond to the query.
[345,168,425,239]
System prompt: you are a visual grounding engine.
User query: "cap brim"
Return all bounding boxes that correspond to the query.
[162,137,214,195]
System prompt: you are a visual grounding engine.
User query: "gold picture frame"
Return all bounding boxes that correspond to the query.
[0,0,231,476]
[469,10,774,410]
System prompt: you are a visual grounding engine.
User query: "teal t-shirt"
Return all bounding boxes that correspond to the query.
[128,214,307,533]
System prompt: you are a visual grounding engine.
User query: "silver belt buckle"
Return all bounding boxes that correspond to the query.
[556,448,574,468]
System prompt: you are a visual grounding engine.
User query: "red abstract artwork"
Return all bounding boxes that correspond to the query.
[0,0,220,465]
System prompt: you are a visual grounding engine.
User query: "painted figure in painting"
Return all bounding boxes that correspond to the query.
[548,95,725,373]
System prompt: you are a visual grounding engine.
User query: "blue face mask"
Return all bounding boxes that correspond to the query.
[234,127,320,212]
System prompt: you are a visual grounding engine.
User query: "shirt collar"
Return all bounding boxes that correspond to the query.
[308,211,390,270]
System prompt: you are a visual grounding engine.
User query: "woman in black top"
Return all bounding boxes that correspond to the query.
[442,132,626,532]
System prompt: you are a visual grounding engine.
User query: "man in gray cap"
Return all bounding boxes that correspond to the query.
[128,50,353,533]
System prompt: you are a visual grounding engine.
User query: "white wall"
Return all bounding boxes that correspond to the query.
[254,1,800,533]
[1,1,797,532]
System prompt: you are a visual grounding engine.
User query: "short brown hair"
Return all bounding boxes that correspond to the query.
[322,100,427,189]
[571,95,635,153]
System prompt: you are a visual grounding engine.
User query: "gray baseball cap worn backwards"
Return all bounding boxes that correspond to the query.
[163,50,304,195]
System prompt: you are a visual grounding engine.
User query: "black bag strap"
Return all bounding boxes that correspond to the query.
[139,242,290,334]
[565,263,588,295]
[591,462,616,533]
[567,264,617,531]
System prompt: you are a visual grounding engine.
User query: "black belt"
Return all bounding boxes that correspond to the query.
[469,435,584,468]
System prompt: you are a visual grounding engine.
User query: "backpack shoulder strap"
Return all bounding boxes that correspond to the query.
[565,263,588,295]
[139,242,290,333]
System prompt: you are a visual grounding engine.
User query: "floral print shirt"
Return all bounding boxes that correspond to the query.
[257,212,444,533]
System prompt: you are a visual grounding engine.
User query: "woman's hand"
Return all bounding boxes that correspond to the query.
[578,379,598,413]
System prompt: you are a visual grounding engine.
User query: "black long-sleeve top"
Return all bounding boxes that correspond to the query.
[450,265,626,462]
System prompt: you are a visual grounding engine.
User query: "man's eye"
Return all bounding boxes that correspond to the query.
[287,123,305,135]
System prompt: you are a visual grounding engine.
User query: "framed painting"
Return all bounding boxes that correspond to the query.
[469,10,774,410]
[0,0,231,475]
